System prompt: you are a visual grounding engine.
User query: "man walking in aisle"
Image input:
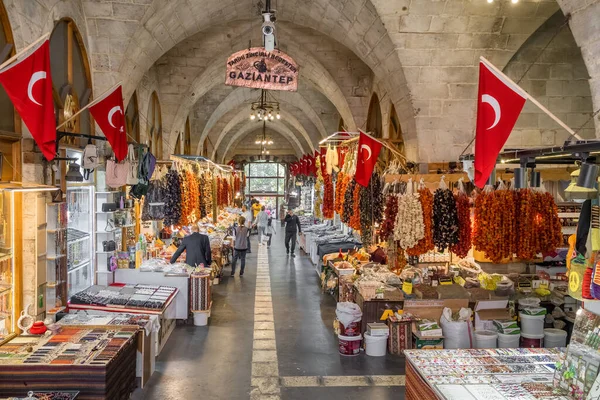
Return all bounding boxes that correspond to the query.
[283,209,301,257]
[231,216,249,276]
[256,206,269,245]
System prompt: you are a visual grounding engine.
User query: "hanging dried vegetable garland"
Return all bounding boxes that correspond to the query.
[450,192,472,258]
[199,174,207,218]
[394,190,425,249]
[380,194,398,241]
[342,179,355,224]
[314,156,324,219]
[186,170,200,224]
[371,173,384,224]
[323,173,335,219]
[350,181,362,231]
[433,188,459,251]
[407,188,435,256]
[164,169,182,226]
[359,174,380,246]
[203,173,213,217]
[335,172,346,215]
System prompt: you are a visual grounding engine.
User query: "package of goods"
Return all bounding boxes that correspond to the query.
[387,316,412,355]
[493,319,519,330]
[498,327,521,335]
[474,330,498,349]
[521,306,547,316]
[518,297,541,309]
[336,302,363,337]
[439,307,473,349]
[412,331,444,349]
[367,323,389,337]
[416,320,440,331]
[414,285,438,299]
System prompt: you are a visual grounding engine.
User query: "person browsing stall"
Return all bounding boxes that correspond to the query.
[170,225,212,267]
[231,216,249,276]
[242,205,253,253]
[283,209,302,257]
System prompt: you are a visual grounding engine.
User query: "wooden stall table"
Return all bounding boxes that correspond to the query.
[0,327,138,400]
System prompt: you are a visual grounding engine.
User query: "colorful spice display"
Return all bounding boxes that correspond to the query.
[407,188,435,256]
[433,188,460,251]
[323,173,335,219]
[380,193,398,241]
[342,179,356,224]
[394,190,425,249]
[450,192,472,258]
[164,169,182,226]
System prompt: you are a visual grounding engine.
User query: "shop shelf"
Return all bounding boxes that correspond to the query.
[68,259,91,274]
[95,211,115,214]
[47,254,66,260]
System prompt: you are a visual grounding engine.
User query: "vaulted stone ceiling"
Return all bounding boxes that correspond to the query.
[5,0,600,164]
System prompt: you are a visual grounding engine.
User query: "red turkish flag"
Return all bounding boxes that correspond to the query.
[355,132,383,187]
[474,59,527,188]
[0,40,55,161]
[90,85,128,161]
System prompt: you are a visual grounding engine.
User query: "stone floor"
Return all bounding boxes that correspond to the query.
[133,230,406,399]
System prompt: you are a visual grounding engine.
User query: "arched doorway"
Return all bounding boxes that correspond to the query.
[50,19,93,148]
[125,91,140,144]
[147,92,162,158]
[386,104,404,164]
[0,0,20,182]
[184,117,191,155]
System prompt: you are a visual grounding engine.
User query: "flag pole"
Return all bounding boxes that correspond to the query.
[56,81,122,130]
[0,33,50,71]
[480,56,582,141]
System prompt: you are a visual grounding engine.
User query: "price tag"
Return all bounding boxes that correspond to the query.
[402,281,413,295]
[439,276,453,286]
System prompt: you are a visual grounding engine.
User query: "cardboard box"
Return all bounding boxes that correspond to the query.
[412,331,444,349]
[367,323,389,336]
[475,300,511,331]
[403,299,469,323]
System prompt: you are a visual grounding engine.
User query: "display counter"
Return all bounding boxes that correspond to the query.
[57,312,159,388]
[404,348,566,400]
[68,284,178,355]
[113,269,189,319]
[0,327,138,399]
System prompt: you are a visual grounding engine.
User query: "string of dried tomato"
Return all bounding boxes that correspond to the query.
[335,172,346,215]
[342,179,355,224]
[380,194,398,241]
[323,173,335,219]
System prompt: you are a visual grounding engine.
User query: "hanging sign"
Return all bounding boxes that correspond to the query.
[225,47,298,92]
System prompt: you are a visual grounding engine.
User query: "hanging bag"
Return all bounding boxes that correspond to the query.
[82,140,98,180]
[126,144,139,185]
[130,148,150,199]
[105,158,128,188]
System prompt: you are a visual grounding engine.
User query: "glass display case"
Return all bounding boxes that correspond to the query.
[46,202,67,310]
[65,149,94,297]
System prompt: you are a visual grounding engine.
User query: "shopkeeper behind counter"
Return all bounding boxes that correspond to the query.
[170,225,212,267]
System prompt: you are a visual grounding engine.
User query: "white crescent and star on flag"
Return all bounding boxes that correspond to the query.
[27,71,46,106]
[481,94,501,130]
[360,144,372,162]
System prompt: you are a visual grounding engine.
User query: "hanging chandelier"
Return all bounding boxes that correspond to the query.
[256,121,273,155]
[250,89,281,121]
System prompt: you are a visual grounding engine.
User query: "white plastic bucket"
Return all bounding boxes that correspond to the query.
[474,330,498,349]
[364,332,388,357]
[544,329,567,348]
[193,311,208,326]
[519,312,545,335]
[497,332,520,348]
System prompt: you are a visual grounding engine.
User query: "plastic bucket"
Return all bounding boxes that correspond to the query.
[364,332,388,357]
[519,312,545,335]
[544,329,567,348]
[339,334,362,356]
[474,330,498,349]
[497,332,520,348]
[193,311,208,326]
[520,332,544,348]
[339,320,361,337]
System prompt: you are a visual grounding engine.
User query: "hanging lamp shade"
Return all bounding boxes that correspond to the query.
[565,168,598,202]
[65,162,84,182]
[576,162,599,189]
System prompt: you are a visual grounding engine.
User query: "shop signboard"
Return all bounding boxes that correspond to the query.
[225,47,298,92]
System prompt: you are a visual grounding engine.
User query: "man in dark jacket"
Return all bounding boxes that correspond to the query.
[170,225,212,267]
[283,209,301,257]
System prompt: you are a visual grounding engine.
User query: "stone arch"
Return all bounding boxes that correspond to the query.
[366,93,383,138]
[218,122,305,162]
[194,87,326,156]
[208,107,315,158]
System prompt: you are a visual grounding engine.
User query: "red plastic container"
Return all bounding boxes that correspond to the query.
[339,334,362,356]
[339,321,361,337]
[520,332,544,348]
